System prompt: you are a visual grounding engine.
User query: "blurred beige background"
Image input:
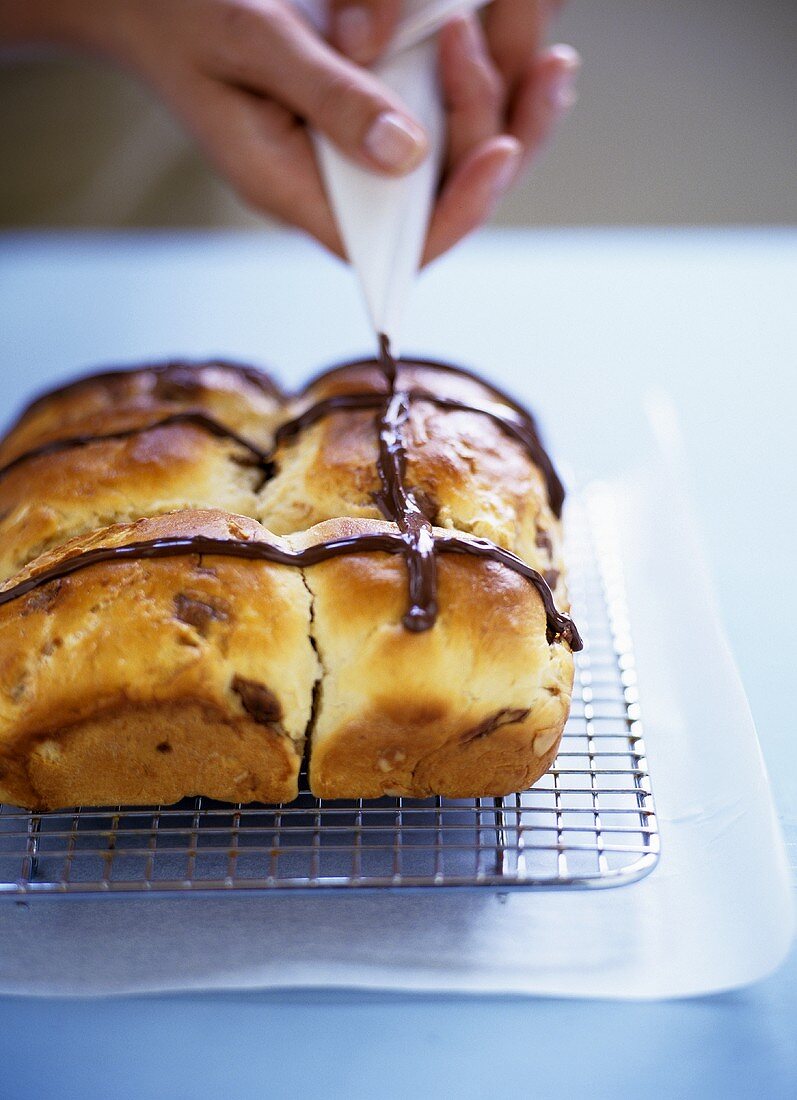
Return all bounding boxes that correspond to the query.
[1,0,795,228]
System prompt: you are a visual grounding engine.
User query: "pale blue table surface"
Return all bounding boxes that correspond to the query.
[0,229,794,1099]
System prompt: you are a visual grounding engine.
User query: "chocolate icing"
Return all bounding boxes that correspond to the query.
[0,347,582,649]
[273,392,385,445]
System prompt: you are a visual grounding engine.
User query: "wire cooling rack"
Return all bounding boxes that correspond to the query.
[0,490,659,897]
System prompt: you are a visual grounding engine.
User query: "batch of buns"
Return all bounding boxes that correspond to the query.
[0,358,578,810]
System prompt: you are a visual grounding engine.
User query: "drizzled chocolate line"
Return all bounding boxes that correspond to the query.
[273,392,385,445]
[374,338,438,631]
[0,412,271,483]
[14,359,282,422]
[406,390,564,517]
[302,352,530,411]
[0,533,581,649]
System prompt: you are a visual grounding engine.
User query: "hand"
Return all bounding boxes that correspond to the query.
[0,0,579,263]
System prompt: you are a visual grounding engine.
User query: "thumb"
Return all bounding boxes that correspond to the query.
[329,0,403,65]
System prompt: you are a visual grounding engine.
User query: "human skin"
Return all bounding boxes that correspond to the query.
[0,0,579,261]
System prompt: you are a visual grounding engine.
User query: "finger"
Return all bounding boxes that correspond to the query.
[439,14,504,169]
[509,45,580,173]
[202,0,427,176]
[175,76,344,257]
[329,0,403,65]
[484,0,561,93]
[423,136,522,265]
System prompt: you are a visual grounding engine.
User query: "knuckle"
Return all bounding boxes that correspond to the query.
[219,0,278,33]
[211,0,289,76]
[314,71,373,135]
[479,64,504,109]
[217,0,261,48]
[455,60,503,114]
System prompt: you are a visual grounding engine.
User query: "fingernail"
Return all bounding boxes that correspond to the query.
[363,111,426,172]
[546,45,581,111]
[334,6,374,63]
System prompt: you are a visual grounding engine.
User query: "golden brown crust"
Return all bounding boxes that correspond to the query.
[0,358,575,809]
[0,423,264,582]
[1,359,282,461]
[8,702,299,810]
[0,360,283,583]
[290,519,572,799]
[0,510,318,809]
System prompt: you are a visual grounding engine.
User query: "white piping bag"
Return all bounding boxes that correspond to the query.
[294,0,489,351]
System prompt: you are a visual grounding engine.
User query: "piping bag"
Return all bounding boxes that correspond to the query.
[294,0,490,352]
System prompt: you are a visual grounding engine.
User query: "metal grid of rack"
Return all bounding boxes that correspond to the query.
[0,490,659,896]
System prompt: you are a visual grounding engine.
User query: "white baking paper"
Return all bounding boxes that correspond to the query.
[0,395,792,999]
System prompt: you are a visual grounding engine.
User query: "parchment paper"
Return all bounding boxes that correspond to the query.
[1,397,791,998]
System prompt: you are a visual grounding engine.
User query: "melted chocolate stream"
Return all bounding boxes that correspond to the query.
[0,350,582,648]
[374,337,437,632]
